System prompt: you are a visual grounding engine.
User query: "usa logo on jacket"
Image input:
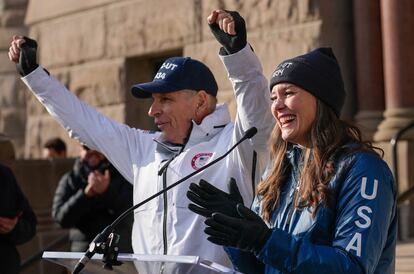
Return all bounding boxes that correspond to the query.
[191,153,213,170]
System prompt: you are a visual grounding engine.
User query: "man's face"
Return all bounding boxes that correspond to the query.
[148,90,199,144]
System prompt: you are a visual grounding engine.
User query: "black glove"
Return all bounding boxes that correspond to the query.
[204,203,271,254]
[187,178,243,218]
[209,11,247,54]
[17,36,39,76]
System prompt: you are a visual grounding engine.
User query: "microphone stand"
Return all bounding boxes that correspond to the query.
[72,127,257,274]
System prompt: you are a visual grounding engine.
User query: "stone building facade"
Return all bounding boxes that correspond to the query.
[0,0,27,158]
[1,0,414,273]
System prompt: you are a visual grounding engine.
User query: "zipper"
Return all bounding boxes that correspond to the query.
[162,168,168,255]
[285,167,301,228]
[284,144,305,229]
[155,125,194,255]
[158,146,186,255]
[285,183,299,228]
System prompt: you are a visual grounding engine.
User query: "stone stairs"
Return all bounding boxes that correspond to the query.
[397,240,414,274]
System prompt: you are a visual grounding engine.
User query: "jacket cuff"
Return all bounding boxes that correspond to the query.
[219,44,263,81]
[20,65,52,95]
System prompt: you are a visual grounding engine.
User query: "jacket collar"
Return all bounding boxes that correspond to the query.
[154,138,183,156]
[186,103,230,147]
[286,144,304,166]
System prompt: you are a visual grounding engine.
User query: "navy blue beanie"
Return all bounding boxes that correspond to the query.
[269,48,346,117]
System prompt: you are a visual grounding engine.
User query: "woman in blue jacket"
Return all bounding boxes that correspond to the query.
[187,10,397,274]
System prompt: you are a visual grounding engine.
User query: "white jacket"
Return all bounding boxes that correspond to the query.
[22,45,273,272]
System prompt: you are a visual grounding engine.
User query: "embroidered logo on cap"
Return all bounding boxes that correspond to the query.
[191,153,213,170]
[154,62,179,80]
[272,62,293,77]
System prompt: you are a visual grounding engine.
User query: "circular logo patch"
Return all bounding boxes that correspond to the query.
[191,153,213,170]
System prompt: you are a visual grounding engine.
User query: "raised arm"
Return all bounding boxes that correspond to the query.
[8,36,154,182]
[208,10,274,183]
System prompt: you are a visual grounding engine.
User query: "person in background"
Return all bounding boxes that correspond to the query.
[52,145,133,252]
[0,163,37,274]
[188,13,397,274]
[43,137,67,159]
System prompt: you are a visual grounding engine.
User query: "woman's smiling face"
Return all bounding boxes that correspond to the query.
[271,83,317,147]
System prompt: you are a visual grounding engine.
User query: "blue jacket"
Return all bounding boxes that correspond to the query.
[226,145,397,274]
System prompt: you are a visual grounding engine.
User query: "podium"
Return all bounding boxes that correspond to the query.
[42,251,243,274]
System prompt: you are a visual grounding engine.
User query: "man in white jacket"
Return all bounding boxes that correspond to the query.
[9,10,273,273]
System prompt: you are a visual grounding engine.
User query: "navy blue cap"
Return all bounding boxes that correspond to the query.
[270,48,346,117]
[131,57,218,98]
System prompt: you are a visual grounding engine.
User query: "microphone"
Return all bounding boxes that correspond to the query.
[72,127,257,274]
[243,126,257,139]
[72,226,112,274]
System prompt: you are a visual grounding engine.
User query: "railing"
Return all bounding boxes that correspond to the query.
[390,120,414,241]
[390,120,414,205]
[20,232,69,271]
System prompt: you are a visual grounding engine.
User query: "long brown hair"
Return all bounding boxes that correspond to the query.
[257,100,381,222]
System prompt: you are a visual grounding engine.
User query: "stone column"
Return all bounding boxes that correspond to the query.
[353,0,385,141]
[375,0,414,142]
[375,0,414,239]
[319,0,356,121]
[0,0,28,158]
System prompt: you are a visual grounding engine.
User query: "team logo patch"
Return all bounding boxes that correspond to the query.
[191,153,213,170]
